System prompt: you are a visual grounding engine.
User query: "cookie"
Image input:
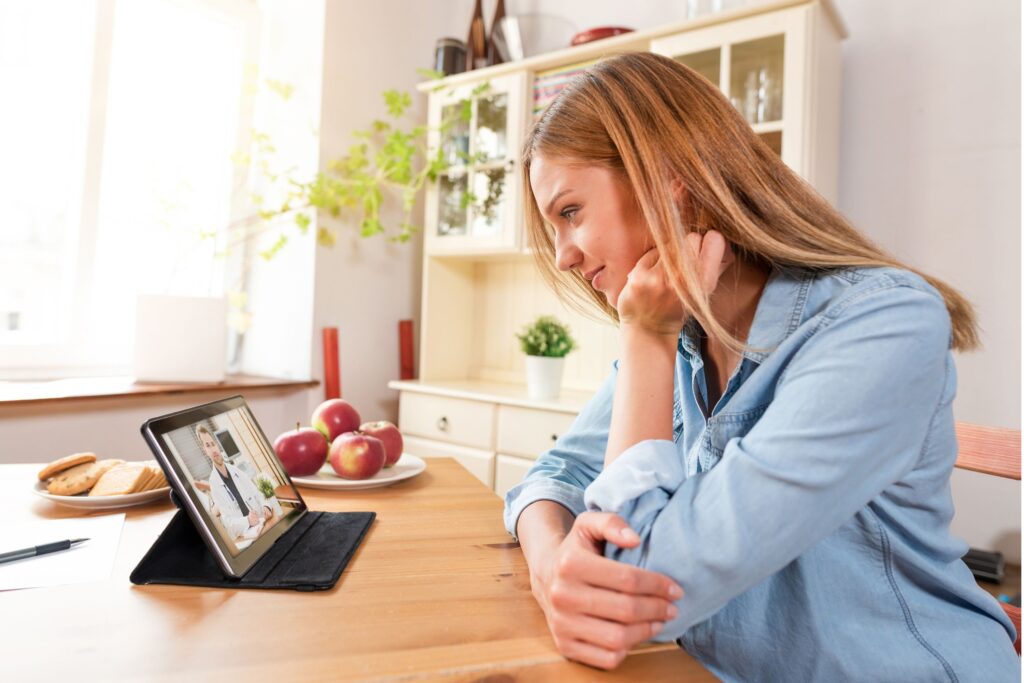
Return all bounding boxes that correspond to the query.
[133,466,158,493]
[38,452,97,481]
[143,465,168,492]
[47,461,104,496]
[89,463,148,497]
[94,458,126,479]
[149,468,168,491]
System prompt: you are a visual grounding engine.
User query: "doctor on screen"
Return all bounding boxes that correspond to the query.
[194,425,273,540]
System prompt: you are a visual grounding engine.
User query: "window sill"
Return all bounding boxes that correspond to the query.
[0,374,318,407]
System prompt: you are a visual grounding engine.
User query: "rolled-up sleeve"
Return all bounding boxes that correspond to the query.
[503,362,619,540]
[584,284,953,640]
[583,439,685,544]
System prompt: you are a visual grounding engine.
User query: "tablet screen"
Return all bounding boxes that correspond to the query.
[142,396,307,575]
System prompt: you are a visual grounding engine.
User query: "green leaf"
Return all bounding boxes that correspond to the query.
[317,227,336,247]
[383,89,412,117]
[294,212,311,233]
[264,78,295,100]
[416,67,446,81]
[259,234,288,261]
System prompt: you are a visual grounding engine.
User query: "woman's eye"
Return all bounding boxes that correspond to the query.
[559,206,579,224]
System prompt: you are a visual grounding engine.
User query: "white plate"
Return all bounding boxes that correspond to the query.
[32,481,172,510]
[290,453,426,490]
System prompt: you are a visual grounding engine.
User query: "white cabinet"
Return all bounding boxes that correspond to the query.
[402,435,495,489]
[496,405,576,458]
[393,381,589,496]
[412,1,846,394]
[401,0,846,495]
[495,454,536,499]
[398,391,495,449]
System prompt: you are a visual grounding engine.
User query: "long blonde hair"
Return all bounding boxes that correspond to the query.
[522,52,978,351]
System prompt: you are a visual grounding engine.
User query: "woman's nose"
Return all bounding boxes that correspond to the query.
[554,233,582,272]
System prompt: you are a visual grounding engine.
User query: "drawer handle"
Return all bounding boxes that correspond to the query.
[437,416,449,432]
[550,434,558,442]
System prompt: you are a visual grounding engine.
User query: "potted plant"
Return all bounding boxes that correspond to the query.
[254,472,282,518]
[516,315,576,400]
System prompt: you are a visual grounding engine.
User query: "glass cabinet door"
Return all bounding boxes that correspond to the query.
[652,11,797,163]
[426,72,527,254]
[674,48,721,89]
[437,172,468,236]
[729,34,784,126]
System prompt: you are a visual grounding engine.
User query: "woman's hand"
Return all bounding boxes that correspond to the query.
[247,510,259,526]
[532,511,683,670]
[616,230,733,337]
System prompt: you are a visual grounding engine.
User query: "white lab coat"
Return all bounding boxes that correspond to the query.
[207,462,275,539]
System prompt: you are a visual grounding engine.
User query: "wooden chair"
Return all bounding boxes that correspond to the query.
[954,421,1022,654]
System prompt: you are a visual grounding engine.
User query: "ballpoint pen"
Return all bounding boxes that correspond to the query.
[0,538,90,565]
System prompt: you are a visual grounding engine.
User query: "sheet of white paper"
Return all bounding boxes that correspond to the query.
[0,514,125,591]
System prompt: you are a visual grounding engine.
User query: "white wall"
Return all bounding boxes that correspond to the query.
[305,1,464,425]
[833,0,1021,562]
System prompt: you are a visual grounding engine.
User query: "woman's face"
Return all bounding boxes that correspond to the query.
[529,156,651,309]
[199,432,224,466]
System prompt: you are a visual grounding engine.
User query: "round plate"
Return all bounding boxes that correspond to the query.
[32,481,171,510]
[290,453,426,490]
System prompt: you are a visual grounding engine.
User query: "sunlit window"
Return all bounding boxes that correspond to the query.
[0,1,97,345]
[0,0,257,377]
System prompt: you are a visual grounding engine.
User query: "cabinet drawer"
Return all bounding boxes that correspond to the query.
[495,454,535,498]
[399,392,495,449]
[403,435,495,488]
[496,405,578,459]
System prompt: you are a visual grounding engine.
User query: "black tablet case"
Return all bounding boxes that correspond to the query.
[130,492,375,591]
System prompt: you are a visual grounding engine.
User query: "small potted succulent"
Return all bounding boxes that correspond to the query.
[516,315,577,400]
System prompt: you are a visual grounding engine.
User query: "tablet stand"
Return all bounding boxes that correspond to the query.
[130,490,375,591]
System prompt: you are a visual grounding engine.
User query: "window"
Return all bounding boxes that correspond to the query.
[0,0,260,379]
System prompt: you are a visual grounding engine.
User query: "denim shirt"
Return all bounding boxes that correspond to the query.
[504,267,1019,682]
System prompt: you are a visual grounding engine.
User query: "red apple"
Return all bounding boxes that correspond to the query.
[328,432,386,480]
[273,423,329,477]
[311,398,362,443]
[359,421,403,468]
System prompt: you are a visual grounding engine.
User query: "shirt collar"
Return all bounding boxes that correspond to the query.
[678,267,813,365]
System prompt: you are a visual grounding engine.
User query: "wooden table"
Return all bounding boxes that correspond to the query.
[3,460,715,682]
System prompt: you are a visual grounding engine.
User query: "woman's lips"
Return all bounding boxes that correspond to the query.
[591,267,605,290]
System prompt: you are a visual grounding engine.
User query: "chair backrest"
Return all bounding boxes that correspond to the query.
[954,421,1022,655]
[955,422,1021,481]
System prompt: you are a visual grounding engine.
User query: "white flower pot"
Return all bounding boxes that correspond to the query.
[525,355,565,401]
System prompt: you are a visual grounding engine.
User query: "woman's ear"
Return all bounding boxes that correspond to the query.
[670,178,687,203]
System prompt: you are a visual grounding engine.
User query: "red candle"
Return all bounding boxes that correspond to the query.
[323,326,340,399]
[399,320,414,380]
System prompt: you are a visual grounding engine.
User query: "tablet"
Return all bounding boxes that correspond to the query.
[141,395,308,578]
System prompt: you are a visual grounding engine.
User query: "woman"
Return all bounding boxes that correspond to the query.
[194,425,273,541]
[503,52,1018,680]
